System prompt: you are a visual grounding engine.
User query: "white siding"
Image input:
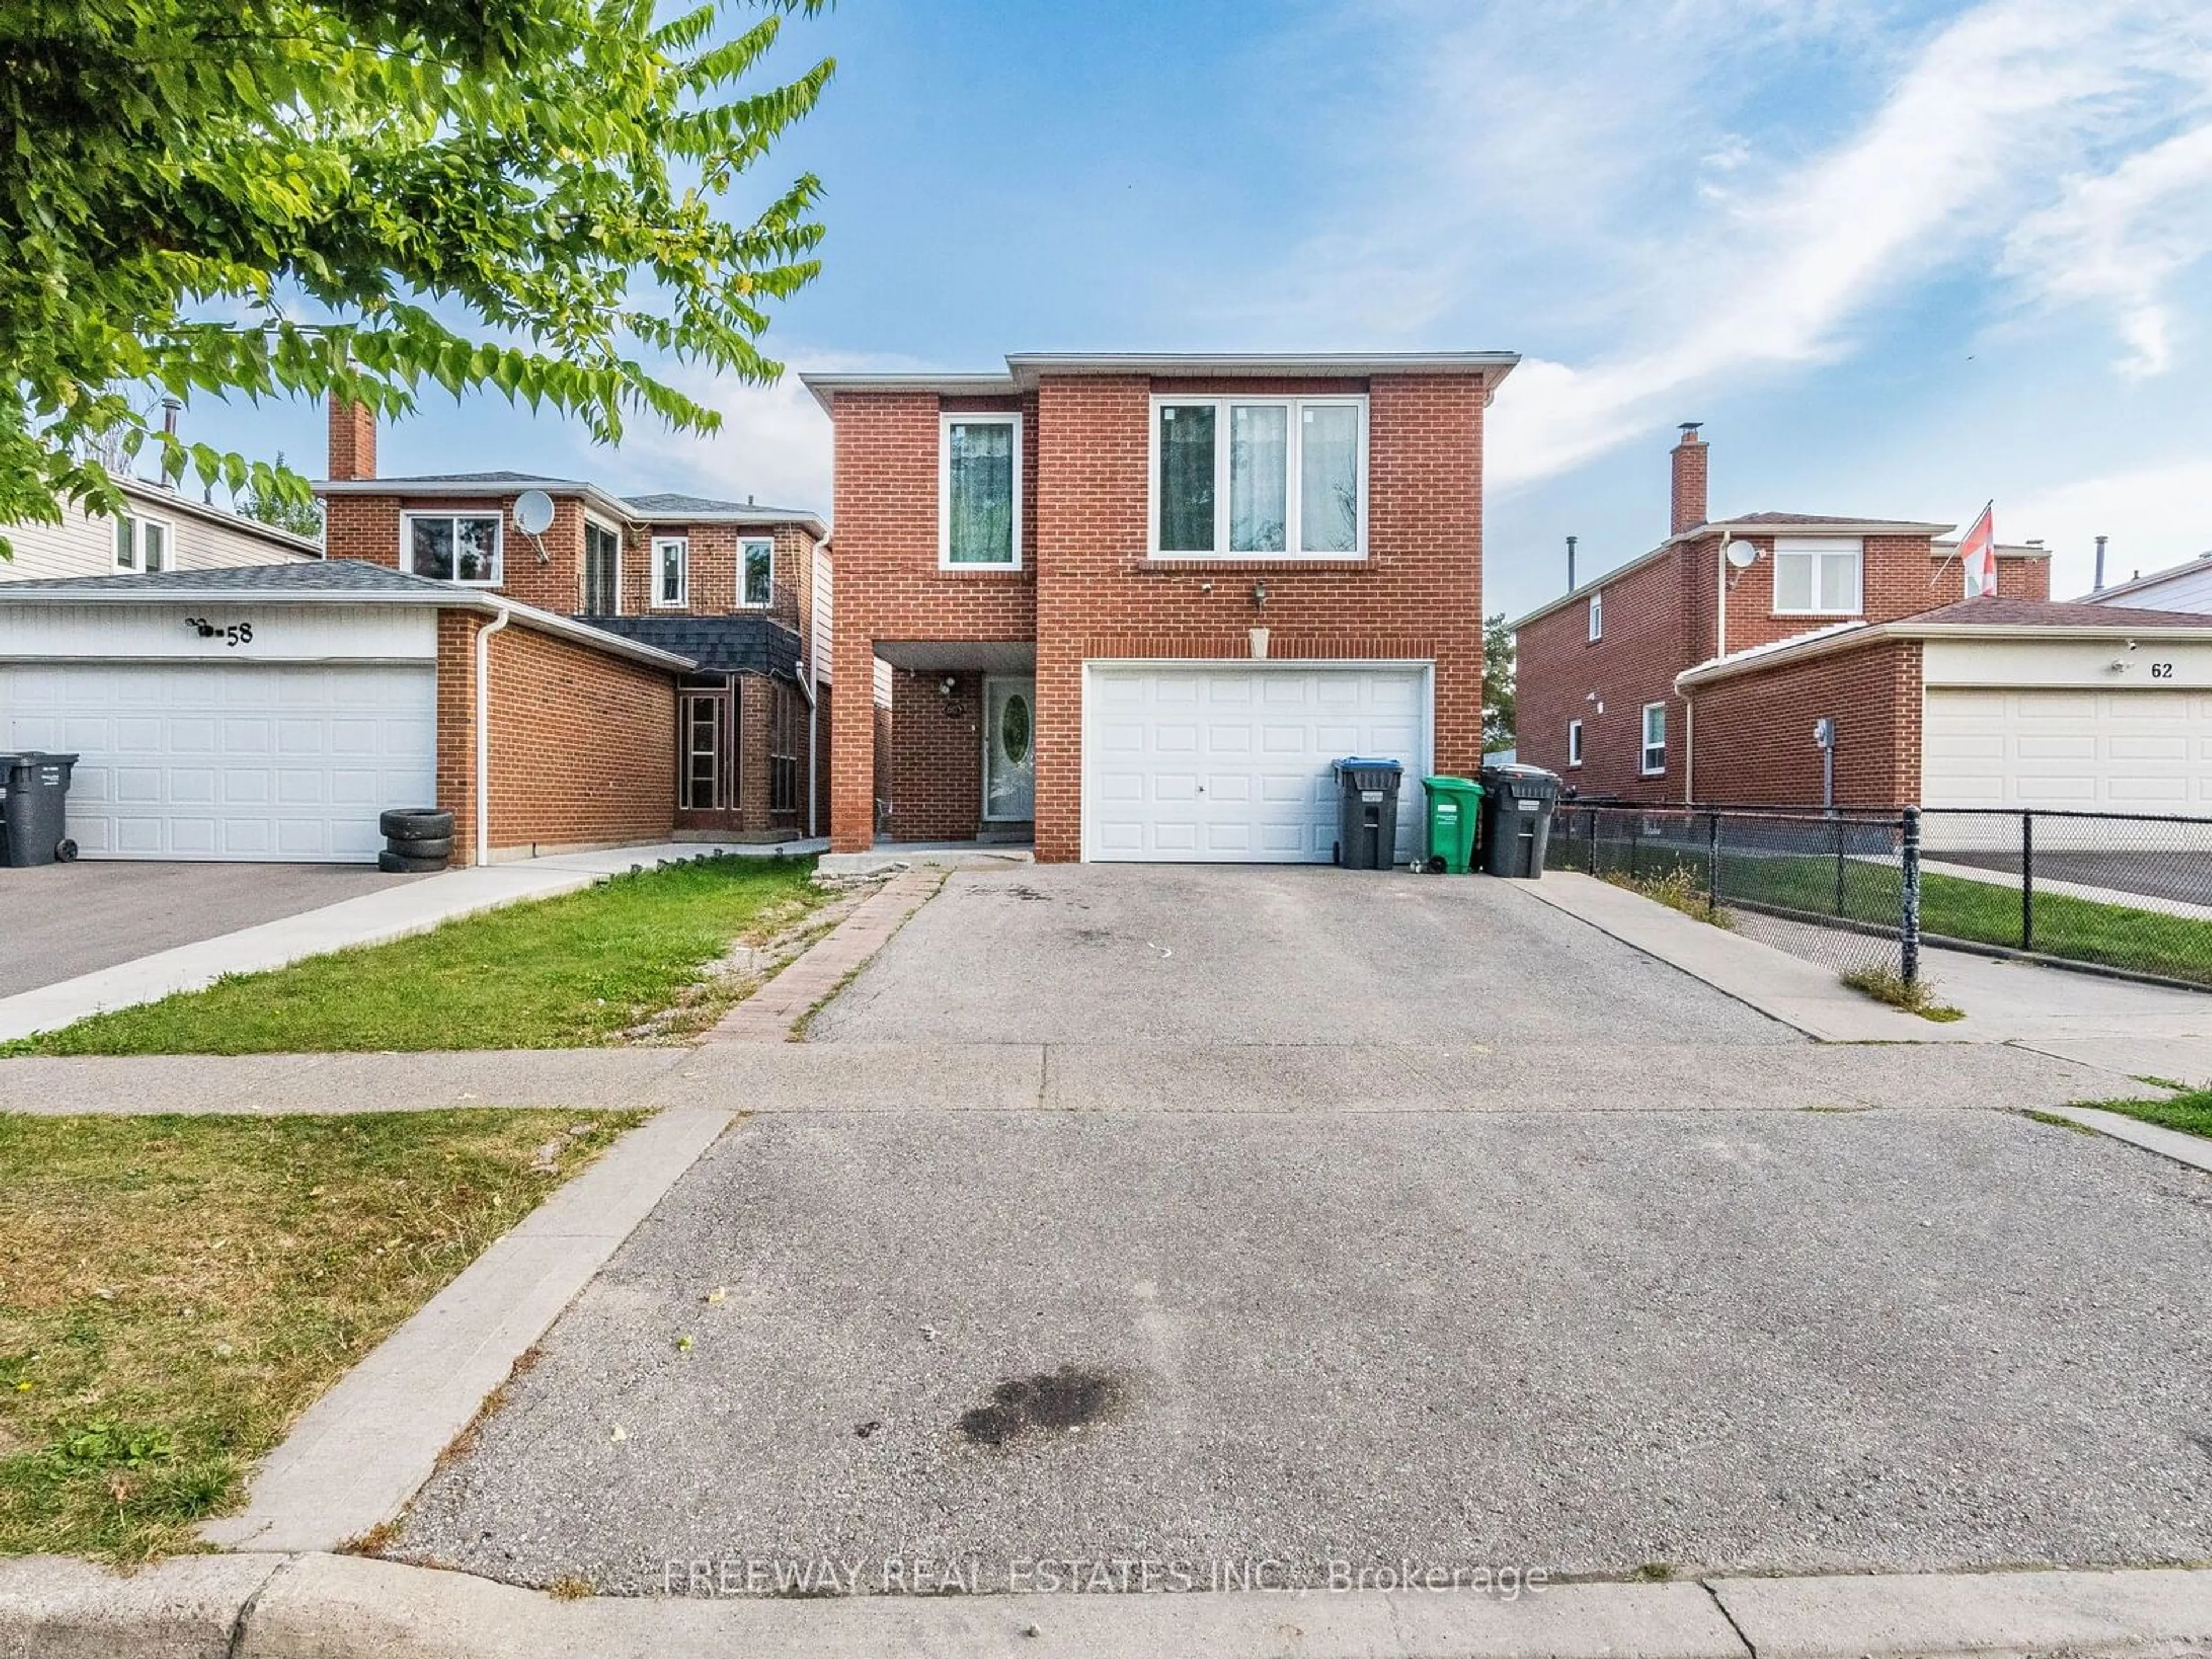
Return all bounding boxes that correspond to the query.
[1,488,317,582]
[2085,562,2212,613]
[812,547,833,681]
[0,603,436,664]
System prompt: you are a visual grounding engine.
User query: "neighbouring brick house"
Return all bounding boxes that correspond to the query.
[801,351,1518,863]
[317,397,832,846]
[1515,427,2212,812]
[0,400,830,865]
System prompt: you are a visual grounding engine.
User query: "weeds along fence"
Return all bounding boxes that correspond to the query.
[1544,804,1919,982]
[1549,801,2212,992]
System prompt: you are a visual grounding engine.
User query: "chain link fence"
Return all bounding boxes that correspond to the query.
[1916,809,2212,988]
[1545,804,1913,980]
[1548,801,2212,991]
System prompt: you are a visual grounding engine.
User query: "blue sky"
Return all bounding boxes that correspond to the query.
[194,0,2212,618]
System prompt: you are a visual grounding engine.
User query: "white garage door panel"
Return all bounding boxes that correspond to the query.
[1086,665,1430,863]
[0,662,436,862]
[1923,688,2212,812]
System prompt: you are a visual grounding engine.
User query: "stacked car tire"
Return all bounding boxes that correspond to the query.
[378,808,455,873]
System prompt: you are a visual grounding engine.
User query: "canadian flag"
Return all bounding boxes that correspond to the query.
[1958,502,1997,598]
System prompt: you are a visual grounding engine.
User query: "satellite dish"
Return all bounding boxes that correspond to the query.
[1724,538,1759,570]
[512,489,555,536]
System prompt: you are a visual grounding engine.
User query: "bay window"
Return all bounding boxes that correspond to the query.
[403,513,501,585]
[940,413,1021,568]
[1152,395,1366,558]
[1772,537,1863,615]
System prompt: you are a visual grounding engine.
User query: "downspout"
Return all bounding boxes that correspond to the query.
[1681,685,1694,804]
[1715,532,1728,665]
[474,606,511,866]
[797,658,819,839]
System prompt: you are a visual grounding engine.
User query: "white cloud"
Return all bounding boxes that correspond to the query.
[2010,454,2212,598]
[2002,121,2212,377]
[1310,0,2212,490]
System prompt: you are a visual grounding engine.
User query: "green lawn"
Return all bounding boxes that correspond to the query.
[2086,1089,2212,1140]
[1573,840,2212,986]
[0,1109,642,1560]
[3,856,825,1056]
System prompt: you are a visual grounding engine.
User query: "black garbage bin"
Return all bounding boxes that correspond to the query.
[1330,757,1404,870]
[1477,763,1561,878]
[1,751,81,867]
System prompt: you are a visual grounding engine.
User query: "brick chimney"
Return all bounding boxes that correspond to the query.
[328,394,377,482]
[1669,422,1708,535]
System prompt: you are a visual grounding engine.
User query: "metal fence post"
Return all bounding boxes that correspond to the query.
[1832,815,1847,918]
[1586,810,1598,876]
[1900,806,1922,987]
[2020,810,2035,953]
[1706,810,1721,919]
[1628,816,1640,878]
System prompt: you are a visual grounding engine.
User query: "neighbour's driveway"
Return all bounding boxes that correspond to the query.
[0,861,421,997]
[808,864,1793,1047]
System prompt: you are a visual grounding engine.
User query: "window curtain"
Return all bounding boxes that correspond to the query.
[1229,405,1287,554]
[948,422,1014,563]
[1299,406,1359,552]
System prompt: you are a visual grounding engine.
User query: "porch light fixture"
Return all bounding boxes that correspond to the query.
[1251,579,1269,610]
[939,675,958,698]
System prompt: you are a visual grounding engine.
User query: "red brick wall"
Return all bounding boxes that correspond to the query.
[826,391,1039,852]
[885,668,984,840]
[1028,373,1486,861]
[323,493,587,615]
[435,612,676,862]
[1516,551,1688,802]
[825,373,1487,859]
[1683,638,1922,808]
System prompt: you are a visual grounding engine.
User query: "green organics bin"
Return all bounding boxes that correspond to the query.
[1419,775,1483,874]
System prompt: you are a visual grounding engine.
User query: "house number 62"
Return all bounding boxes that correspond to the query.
[2151,661,2176,679]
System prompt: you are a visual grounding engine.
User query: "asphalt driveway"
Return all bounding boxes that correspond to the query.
[0,861,421,997]
[808,864,1793,1047]
[391,862,2212,1593]
[399,1104,2212,1589]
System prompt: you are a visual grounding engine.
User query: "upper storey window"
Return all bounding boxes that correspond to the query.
[1772,537,1863,615]
[940,413,1021,569]
[404,512,501,585]
[1152,395,1366,558]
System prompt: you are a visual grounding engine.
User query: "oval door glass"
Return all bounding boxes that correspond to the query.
[984,677,1036,821]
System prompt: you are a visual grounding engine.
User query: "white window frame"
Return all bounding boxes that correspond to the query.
[938,411,1023,570]
[738,536,775,609]
[112,511,173,573]
[1640,701,1667,776]
[1587,592,1603,641]
[401,510,503,586]
[1772,536,1864,617]
[653,535,690,608]
[581,515,622,615]
[1146,393,1369,560]
[1567,719,1585,768]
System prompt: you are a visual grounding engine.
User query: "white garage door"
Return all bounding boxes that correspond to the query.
[1923,687,2212,810]
[0,661,437,862]
[1085,664,1430,862]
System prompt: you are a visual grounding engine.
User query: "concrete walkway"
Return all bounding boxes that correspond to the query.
[0,840,821,1044]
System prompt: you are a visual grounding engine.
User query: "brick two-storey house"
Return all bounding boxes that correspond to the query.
[802,351,1518,864]
[1515,427,2212,812]
[317,399,831,845]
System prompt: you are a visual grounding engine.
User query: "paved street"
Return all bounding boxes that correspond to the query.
[396,865,2212,1593]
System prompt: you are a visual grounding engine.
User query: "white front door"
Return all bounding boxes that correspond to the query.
[0,660,438,862]
[983,675,1036,822]
[1083,663,1430,862]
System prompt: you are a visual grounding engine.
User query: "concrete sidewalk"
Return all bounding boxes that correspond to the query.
[0,840,821,1044]
[0,1036,2156,1118]
[7,1550,2211,1658]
